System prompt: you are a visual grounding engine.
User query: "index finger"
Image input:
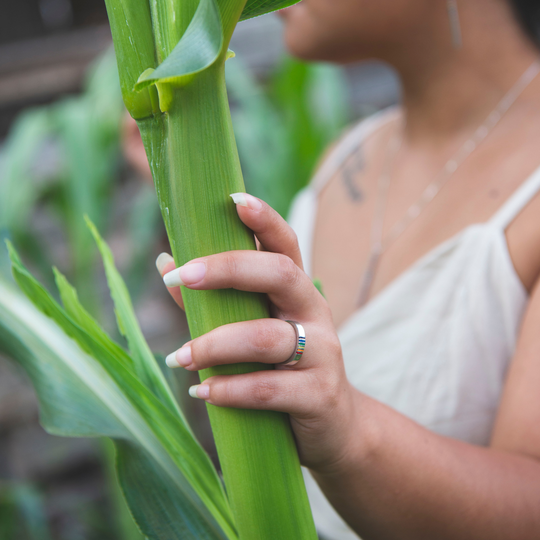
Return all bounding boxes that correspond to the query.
[231,193,304,271]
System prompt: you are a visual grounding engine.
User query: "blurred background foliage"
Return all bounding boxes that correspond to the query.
[0,49,161,321]
[0,2,399,537]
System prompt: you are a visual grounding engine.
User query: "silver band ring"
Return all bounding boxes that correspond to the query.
[281,320,306,366]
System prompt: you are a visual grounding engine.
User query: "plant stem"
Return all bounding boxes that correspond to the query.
[139,60,317,539]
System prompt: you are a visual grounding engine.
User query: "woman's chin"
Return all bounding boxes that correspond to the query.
[277,4,301,21]
[283,30,341,63]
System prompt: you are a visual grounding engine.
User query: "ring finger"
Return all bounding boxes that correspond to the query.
[165,318,308,371]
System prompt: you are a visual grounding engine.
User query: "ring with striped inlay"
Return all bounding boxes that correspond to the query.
[281,321,306,366]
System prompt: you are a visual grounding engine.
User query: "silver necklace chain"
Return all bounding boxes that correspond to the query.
[357,60,540,307]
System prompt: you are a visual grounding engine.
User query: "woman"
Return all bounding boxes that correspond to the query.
[157,1,540,538]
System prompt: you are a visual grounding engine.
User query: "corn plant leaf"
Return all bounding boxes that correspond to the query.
[135,0,223,91]
[85,218,182,418]
[2,247,237,540]
[239,0,300,21]
[53,267,133,369]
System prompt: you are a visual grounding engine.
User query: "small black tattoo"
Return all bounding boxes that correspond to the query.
[341,147,365,202]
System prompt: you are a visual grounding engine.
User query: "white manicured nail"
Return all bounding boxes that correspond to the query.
[230,193,263,211]
[165,346,192,369]
[156,252,174,275]
[230,193,248,207]
[163,267,184,287]
[165,352,179,368]
[189,384,209,400]
[163,263,206,287]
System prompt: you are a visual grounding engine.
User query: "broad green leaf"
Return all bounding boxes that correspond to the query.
[85,218,182,419]
[135,0,223,92]
[2,248,237,540]
[53,267,133,370]
[240,0,300,21]
[146,0,195,64]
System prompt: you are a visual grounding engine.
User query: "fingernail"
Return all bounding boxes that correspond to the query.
[230,193,262,211]
[165,345,192,369]
[163,262,206,287]
[156,252,174,275]
[189,384,210,400]
[165,351,179,368]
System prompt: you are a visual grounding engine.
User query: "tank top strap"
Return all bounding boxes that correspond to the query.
[489,165,540,230]
[311,107,400,195]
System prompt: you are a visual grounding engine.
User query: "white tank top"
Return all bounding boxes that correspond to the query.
[288,109,540,540]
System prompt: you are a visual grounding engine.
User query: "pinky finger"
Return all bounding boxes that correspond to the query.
[156,252,185,310]
[188,370,313,418]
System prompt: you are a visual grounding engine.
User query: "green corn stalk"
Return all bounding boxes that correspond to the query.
[103,0,317,538]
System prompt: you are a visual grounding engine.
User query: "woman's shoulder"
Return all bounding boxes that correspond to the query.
[505,171,540,292]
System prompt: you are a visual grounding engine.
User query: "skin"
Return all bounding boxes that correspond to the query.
[154,1,540,538]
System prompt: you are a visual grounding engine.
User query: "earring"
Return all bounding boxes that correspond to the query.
[446,0,463,49]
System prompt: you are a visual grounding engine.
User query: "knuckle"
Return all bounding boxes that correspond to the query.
[256,210,271,235]
[252,378,278,405]
[212,376,234,406]
[317,301,333,320]
[324,363,343,408]
[315,369,341,414]
[275,254,300,288]
[223,252,239,280]
[286,228,300,251]
[251,322,281,356]
[195,332,215,363]
[326,333,343,360]
[222,379,235,405]
[307,333,343,412]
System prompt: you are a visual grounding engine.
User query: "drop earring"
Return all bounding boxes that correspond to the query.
[446,0,463,49]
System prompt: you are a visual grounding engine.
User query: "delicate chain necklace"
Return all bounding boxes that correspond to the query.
[357,60,540,307]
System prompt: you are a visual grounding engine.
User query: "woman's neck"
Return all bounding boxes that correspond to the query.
[388,0,540,147]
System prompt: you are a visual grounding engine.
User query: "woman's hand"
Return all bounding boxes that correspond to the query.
[155,193,358,473]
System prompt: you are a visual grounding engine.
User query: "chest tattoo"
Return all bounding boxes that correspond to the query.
[341,147,365,202]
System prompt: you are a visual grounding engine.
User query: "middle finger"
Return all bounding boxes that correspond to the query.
[163,251,323,321]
